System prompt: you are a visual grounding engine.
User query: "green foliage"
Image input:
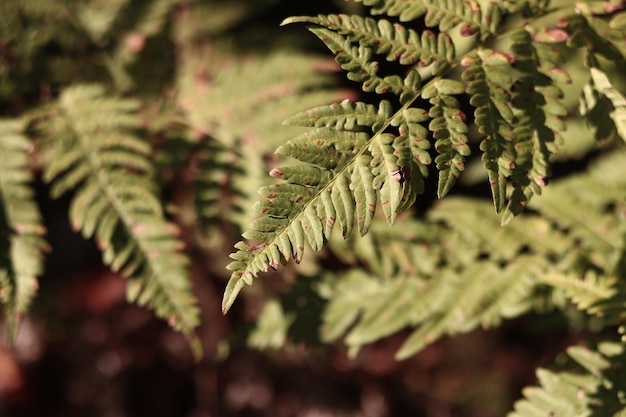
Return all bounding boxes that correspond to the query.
[318,149,626,361]
[509,341,626,417]
[3,0,626,415]
[0,0,343,353]
[38,84,201,351]
[224,0,626,308]
[0,119,47,342]
[220,0,626,414]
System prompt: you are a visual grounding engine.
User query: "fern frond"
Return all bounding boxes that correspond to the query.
[395,257,538,359]
[438,150,626,273]
[0,119,47,342]
[177,51,342,145]
[318,256,538,360]
[328,218,443,278]
[497,29,561,224]
[284,100,392,132]
[13,0,69,19]
[193,139,238,236]
[283,14,455,75]
[172,0,280,40]
[179,48,348,241]
[40,84,200,353]
[247,299,294,350]
[529,151,626,268]
[508,341,626,417]
[422,79,468,197]
[0,1,21,42]
[501,0,550,15]
[319,270,424,346]
[538,271,617,316]
[72,0,130,44]
[430,197,570,261]
[320,147,626,356]
[305,27,411,97]
[223,93,436,311]
[3,0,87,69]
[462,49,515,212]
[224,5,576,310]
[355,0,503,39]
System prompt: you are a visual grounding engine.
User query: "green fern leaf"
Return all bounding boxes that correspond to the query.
[396,257,538,359]
[72,0,130,44]
[180,50,348,239]
[283,14,455,74]
[529,166,626,267]
[306,27,410,96]
[422,79,469,197]
[367,133,398,224]
[318,256,538,359]
[355,0,503,39]
[328,218,444,278]
[0,0,21,42]
[509,341,626,417]
[284,100,392,131]
[247,299,294,350]
[318,270,390,343]
[539,271,617,315]
[462,49,515,212]
[319,151,626,357]
[500,30,561,223]
[223,94,435,311]
[0,119,47,342]
[224,5,579,312]
[501,0,550,15]
[430,197,570,260]
[336,273,426,348]
[178,51,344,145]
[192,139,231,237]
[40,84,200,353]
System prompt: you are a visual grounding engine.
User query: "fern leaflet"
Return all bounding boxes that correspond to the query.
[422,79,468,197]
[355,0,502,39]
[284,14,455,75]
[0,119,47,342]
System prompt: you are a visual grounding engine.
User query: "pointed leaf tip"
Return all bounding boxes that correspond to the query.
[281,16,304,26]
[500,209,515,226]
[222,274,247,314]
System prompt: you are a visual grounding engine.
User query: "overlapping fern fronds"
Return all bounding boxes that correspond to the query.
[223,0,589,311]
[37,84,200,354]
[0,119,47,342]
[318,149,626,358]
[243,150,626,359]
[177,47,348,238]
[318,257,538,360]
